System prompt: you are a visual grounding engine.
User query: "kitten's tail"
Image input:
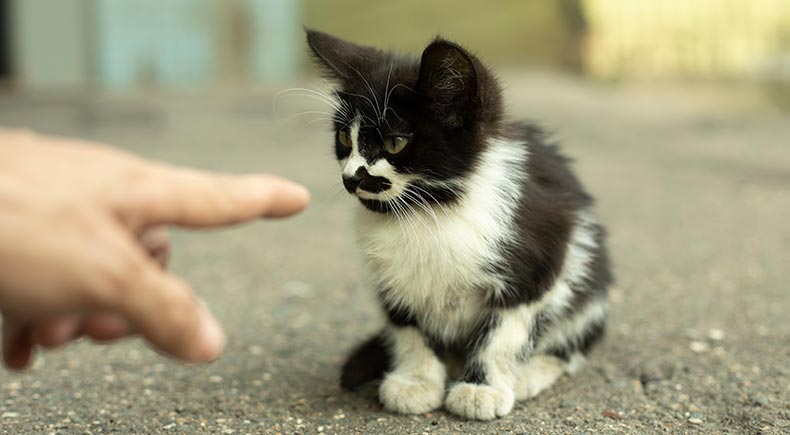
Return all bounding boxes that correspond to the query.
[340,332,391,391]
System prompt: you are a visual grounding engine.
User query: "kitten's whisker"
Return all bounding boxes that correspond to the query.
[328,186,349,205]
[284,110,334,122]
[273,98,340,122]
[403,196,439,264]
[323,85,354,121]
[409,184,452,220]
[275,87,342,108]
[273,88,342,118]
[381,63,394,123]
[401,189,440,226]
[353,113,379,128]
[274,93,340,112]
[394,196,425,259]
[382,83,411,124]
[397,192,441,253]
[387,198,414,254]
[320,79,353,117]
[339,90,379,123]
[414,192,442,226]
[341,60,383,122]
[306,114,336,127]
[381,106,404,125]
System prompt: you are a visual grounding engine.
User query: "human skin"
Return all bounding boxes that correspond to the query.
[0,129,310,370]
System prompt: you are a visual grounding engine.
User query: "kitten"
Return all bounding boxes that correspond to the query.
[306,29,613,420]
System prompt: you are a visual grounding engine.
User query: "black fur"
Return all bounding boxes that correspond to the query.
[340,333,391,391]
[488,127,595,308]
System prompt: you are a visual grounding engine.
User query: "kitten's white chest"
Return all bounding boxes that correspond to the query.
[356,199,507,339]
[354,140,528,340]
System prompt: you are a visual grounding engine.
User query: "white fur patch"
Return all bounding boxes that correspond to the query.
[445,382,515,421]
[340,117,364,177]
[379,327,446,414]
[514,354,567,400]
[357,138,528,342]
[478,305,534,388]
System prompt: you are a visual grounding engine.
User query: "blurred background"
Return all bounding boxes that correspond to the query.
[1,0,789,99]
[1,1,789,434]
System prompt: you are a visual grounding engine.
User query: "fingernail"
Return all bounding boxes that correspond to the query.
[295,184,311,204]
[268,178,311,203]
[196,310,225,362]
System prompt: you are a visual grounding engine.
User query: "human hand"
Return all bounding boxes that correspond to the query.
[0,129,310,370]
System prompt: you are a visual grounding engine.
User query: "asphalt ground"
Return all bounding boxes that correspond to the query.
[1,72,788,434]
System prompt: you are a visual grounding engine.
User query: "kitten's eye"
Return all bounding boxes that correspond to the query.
[338,130,351,148]
[383,136,410,155]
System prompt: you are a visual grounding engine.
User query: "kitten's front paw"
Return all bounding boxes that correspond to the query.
[445,382,515,420]
[379,373,445,414]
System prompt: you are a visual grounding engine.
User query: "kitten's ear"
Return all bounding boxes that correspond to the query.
[305,29,387,83]
[416,39,479,127]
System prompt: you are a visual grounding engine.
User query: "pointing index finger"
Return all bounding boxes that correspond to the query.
[124,167,310,228]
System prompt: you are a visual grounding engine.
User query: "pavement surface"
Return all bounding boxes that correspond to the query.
[1,72,788,435]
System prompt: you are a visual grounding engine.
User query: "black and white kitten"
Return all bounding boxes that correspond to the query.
[306,30,612,420]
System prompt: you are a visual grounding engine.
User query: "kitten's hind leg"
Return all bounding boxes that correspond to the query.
[514,353,581,400]
[516,298,608,400]
[340,332,390,391]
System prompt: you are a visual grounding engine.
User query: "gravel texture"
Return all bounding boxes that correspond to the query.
[1,72,788,434]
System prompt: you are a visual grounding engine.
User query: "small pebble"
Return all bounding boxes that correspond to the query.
[689,413,703,424]
[708,329,725,341]
[209,376,223,383]
[689,341,710,353]
[752,394,769,406]
[2,412,20,419]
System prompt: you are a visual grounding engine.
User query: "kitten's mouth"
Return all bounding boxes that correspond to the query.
[356,189,393,200]
[354,186,403,214]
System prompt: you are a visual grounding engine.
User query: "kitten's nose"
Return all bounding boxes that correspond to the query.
[343,167,367,193]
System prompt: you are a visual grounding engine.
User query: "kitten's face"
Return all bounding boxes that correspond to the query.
[307,30,503,213]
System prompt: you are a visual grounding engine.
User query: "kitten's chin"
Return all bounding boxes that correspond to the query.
[359,198,392,214]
